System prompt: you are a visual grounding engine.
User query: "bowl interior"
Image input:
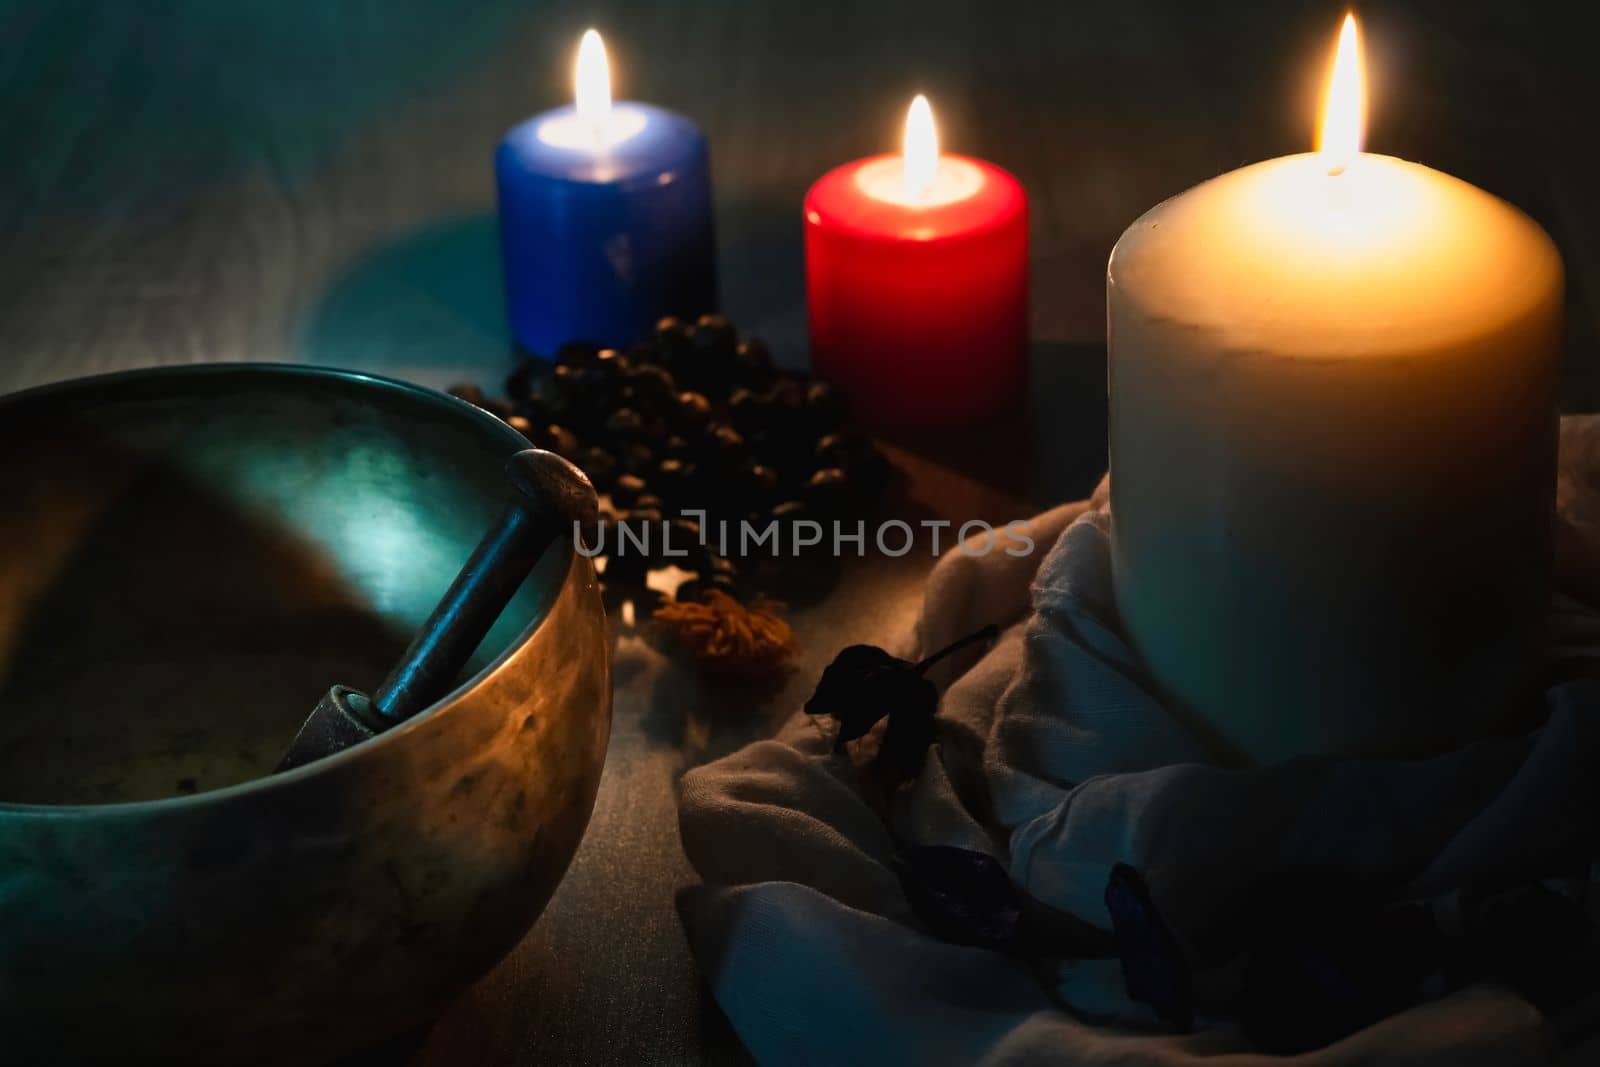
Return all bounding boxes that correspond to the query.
[0,366,551,805]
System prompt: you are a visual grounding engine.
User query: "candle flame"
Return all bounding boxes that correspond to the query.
[903,94,939,202]
[575,29,611,129]
[1318,14,1364,174]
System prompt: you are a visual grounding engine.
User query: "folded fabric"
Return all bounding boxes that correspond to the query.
[678,418,1600,1066]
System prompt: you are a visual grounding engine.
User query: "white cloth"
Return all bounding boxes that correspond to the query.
[678,419,1600,1066]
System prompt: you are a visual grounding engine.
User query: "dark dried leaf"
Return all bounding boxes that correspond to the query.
[878,700,938,778]
[804,644,936,746]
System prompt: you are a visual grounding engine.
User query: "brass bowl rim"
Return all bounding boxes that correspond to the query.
[0,362,559,817]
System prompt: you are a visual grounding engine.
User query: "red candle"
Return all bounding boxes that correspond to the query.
[805,95,1028,428]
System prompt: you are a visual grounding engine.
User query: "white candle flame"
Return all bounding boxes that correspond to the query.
[903,94,939,202]
[1318,14,1364,174]
[575,29,611,131]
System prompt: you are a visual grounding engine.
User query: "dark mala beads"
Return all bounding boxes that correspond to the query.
[602,407,647,449]
[726,387,768,435]
[612,473,650,509]
[505,357,547,405]
[804,380,848,434]
[685,313,738,395]
[522,369,575,423]
[653,316,697,382]
[622,362,678,415]
[671,390,714,437]
[576,446,619,493]
[464,315,897,606]
[506,414,536,442]
[732,337,777,392]
[618,442,657,477]
[555,340,601,368]
[803,467,853,519]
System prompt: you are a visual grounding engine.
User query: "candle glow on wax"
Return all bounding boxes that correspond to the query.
[538,28,646,150]
[1136,11,1516,343]
[854,95,982,209]
[1318,14,1364,173]
[903,94,938,201]
[575,29,611,131]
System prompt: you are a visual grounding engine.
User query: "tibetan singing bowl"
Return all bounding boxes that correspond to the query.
[0,365,611,1064]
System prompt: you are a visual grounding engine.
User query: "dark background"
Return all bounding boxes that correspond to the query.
[3,2,1599,1063]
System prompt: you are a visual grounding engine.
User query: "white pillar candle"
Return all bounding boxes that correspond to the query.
[1107,16,1563,763]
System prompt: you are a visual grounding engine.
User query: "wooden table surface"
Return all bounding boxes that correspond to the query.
[4,2,1599,1063]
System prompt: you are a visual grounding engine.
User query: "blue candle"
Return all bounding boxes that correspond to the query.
[495,31,717,358]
